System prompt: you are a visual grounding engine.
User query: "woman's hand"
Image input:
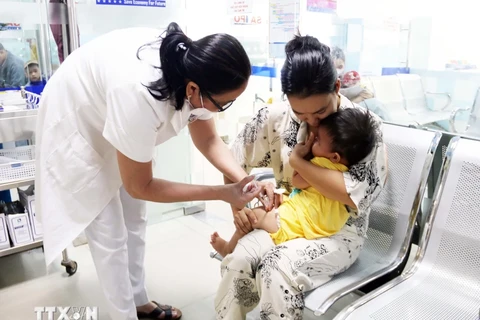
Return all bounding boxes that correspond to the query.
[256,181,275,211]
[290,132,315,169]
[223,175,262,210]
[233,207,257,235]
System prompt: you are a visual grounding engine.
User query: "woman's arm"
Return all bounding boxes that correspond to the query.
[289,133,355,207]
[221,106,278,232]
[189,117,274,213]
[291,158,355,207]
[188,118,247,183]
[290,112,388,214]
[292,170,310,189]
[117,151,260,208]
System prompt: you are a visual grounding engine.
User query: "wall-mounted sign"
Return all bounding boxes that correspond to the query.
[307,0,336,13]
[269,0,300,58]
[0,23,21,31]
[232,15,262,25]
[228,0,253,14]
[95,0,166,7]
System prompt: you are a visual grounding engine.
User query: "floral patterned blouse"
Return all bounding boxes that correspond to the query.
[230,95,388,238]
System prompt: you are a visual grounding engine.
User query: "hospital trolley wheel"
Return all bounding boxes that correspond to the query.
[66,261,78,276]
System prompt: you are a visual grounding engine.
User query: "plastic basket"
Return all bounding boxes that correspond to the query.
[0,160,35,183]
[0,145,35,161]
[0,90,40,110]
[25,91,41,109]
[0,146,36,184]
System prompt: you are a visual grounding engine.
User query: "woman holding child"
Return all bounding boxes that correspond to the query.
[214,35,387,319]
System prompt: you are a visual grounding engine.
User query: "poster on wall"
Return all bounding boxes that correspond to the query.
[232,15,263,25]
[96,0,165,7]
[0,23,21,31]
[307,0,337,13]
[228,0,253,14]
[269,0,300,58]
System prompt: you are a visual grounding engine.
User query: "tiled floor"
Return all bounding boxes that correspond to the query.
[0,199,365,320]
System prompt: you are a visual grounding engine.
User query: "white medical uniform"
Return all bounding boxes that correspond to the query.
[35,28,212,319]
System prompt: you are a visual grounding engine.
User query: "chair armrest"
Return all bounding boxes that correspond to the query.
[425,92,452,111]
[449,106,472,133]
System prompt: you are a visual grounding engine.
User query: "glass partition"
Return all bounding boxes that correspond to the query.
[0,0,57,92]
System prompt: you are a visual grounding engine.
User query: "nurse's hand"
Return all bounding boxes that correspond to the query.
[224,175,262,210]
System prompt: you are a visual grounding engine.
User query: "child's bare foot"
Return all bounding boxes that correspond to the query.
[210,232,231,257]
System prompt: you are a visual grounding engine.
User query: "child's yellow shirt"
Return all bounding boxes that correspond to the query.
[270,157,349,245]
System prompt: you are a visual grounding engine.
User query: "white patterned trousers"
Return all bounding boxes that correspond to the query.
[214,225,364,320]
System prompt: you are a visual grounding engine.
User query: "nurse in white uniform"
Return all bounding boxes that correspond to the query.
[35,22,274,320]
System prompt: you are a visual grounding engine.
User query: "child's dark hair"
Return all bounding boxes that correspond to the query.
[320,108,378,166]
[139,22,251,110]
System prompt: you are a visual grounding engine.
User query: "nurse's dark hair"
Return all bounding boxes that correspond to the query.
[140,22,251,110]
[281,34,337,98]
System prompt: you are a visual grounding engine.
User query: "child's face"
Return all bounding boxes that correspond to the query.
[311,126,341,163]
[26,65,41,82]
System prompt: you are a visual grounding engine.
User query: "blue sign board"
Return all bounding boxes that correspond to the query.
[96,0,166,7]
[252,66,277,78]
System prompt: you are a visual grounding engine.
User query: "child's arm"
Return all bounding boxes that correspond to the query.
[292,170,311,189]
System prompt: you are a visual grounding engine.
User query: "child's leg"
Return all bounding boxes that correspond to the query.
[211,207,279,257]
[251,207,279,233]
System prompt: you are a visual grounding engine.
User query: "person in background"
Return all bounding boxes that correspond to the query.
[24,60,46,95]
[331,46,346,78]
[0,43,27,88]
[330,47,390,120]
[331,46,374,103]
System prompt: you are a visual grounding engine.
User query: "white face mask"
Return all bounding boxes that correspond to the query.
[186,94,204,109]
[186,94,213,118]
[336,68,345,77]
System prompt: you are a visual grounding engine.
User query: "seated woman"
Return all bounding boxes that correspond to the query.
[215,35,387,320]
[211,108,379,257]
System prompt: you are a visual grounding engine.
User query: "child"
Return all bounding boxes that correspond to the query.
[211,108,378,257]
[24,60,46,95]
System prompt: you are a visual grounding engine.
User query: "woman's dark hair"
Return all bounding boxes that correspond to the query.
[281,35,337,98]
[141,22,251,110]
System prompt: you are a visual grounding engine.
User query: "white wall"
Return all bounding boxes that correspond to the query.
[76,0,187,44]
